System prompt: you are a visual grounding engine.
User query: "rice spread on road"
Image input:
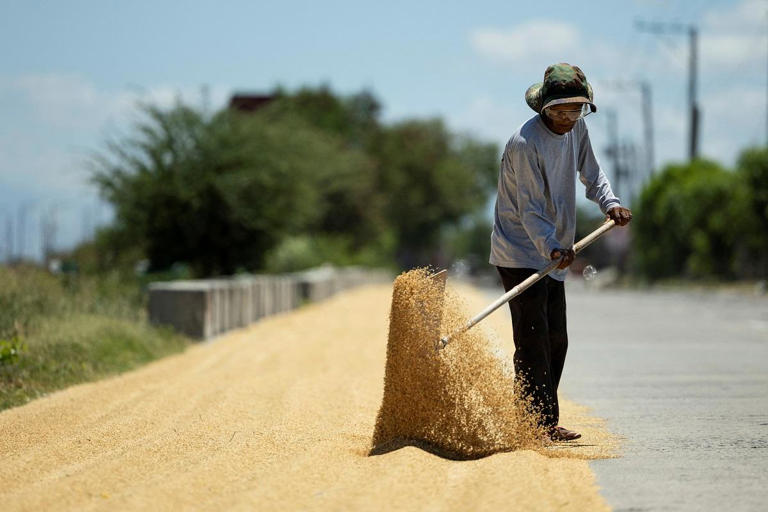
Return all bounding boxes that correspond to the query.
[0,278,618,511]
[371,268,547,459]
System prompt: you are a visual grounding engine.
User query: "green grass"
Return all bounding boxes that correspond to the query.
[0,266,190,411]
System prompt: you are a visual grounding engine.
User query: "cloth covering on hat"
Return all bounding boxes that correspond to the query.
[525,63,596,114]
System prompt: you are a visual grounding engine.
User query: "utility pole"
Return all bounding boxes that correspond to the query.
[636,20,699,161]
[40,206,58,267]
[5,215,12,263]
[0,210,10,263]
[602,79,655,180]
[641,81,655,178]
[688,26,699,160]
[603,109,640,204]
[17,204,28,262]
[620,141,640,201]
[81,207,93,243]
[605,108,623,201]
[16,201,39,263]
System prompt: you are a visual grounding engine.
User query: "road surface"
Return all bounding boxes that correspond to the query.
[547,280,768,511]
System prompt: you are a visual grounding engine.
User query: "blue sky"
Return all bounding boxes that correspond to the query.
[1,0,766,259]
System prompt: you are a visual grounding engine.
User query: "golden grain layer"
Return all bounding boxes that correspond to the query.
[0,281,618,512]
[371,268,546,458]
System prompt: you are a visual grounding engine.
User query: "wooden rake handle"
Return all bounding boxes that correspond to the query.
[437,219,616,349]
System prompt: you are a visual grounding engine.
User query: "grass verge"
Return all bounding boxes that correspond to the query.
[0,266,190,412]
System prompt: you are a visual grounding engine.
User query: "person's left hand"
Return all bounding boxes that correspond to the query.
[607,206,632,226]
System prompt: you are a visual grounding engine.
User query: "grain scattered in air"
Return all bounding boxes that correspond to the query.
[371,268,549,459]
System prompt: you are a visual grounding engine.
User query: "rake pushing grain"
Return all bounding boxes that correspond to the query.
[370,268,546,460]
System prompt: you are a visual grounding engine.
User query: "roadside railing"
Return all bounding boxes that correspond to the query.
[148,266,391,340]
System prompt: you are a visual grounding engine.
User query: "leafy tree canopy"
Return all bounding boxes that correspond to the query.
[91,87,499,276]
[632,150,768,281]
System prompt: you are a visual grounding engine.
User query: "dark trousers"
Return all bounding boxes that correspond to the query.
[497,266,568,428]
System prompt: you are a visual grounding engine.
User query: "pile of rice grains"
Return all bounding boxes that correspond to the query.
[371,268,548,460]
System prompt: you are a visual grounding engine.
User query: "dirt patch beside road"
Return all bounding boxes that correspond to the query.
[0,283,617,511]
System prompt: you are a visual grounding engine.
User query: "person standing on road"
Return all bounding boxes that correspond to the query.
[490,63,632,441]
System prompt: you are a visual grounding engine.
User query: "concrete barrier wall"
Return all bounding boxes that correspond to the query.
[148,266,391,340]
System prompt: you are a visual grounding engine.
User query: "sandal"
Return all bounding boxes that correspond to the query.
[549,426,582,441]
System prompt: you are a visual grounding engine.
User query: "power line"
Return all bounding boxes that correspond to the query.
[636,19,700,161]
[601,108,640,205]
[601,79,655,180]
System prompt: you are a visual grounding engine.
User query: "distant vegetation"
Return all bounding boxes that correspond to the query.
[0,266,188,411]
[2,86,501,411]
[632,148,768,281]
[89,86,499,277]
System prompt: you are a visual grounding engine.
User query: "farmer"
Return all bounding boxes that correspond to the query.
[489,63,632,441]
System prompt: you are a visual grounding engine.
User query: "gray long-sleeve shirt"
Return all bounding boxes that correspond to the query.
[489,114,620,281]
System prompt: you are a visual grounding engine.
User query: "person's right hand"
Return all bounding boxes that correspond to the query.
[551,248,575,269]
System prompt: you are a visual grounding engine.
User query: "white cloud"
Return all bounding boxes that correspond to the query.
[697,0,768,71]
[468,19,636,82]
[1,75,160,193]
[702,0,767,32]
[3,74,133,129]
[702,33,761,67]
[469,20,581,64]
[468,1,767,84]
[0,74,230,131]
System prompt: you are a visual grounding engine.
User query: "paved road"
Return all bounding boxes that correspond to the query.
[558,281,768,511]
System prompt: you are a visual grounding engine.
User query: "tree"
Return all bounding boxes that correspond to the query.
[91,102,372,276]
[371,119,498,267]
[632,159,740,280]
[91,87,500,275]
[735,147,768,278]
[266,88,499,268]
[259,87,386,249]
[265,85,381,150]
